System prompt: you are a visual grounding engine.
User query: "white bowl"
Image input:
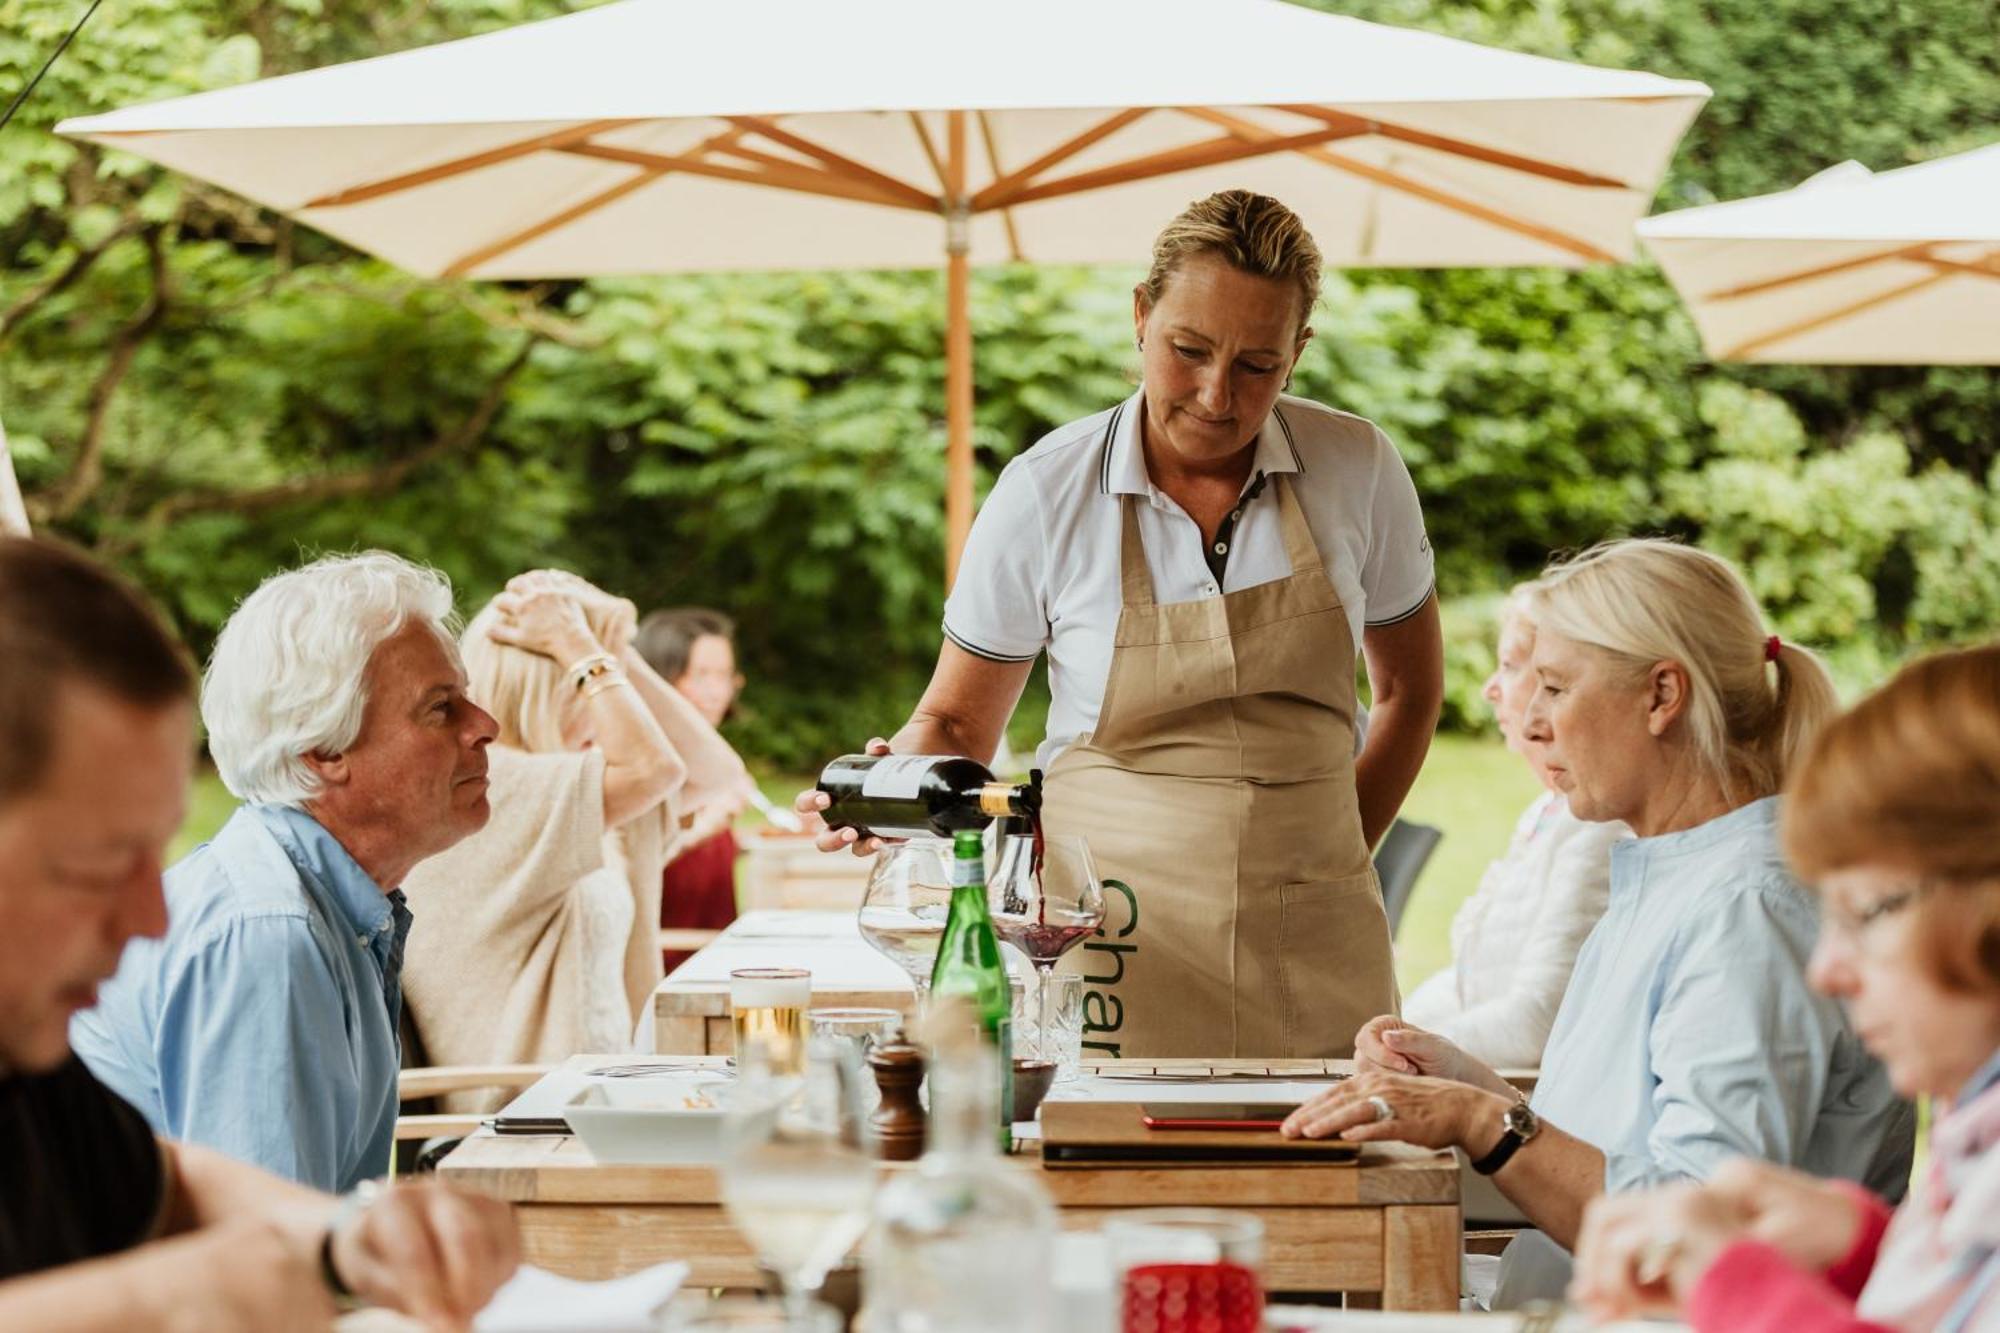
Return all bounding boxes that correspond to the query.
[563,1075,740,1164]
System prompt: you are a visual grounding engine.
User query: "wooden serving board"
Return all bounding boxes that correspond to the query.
[1039,1100,1361,1167]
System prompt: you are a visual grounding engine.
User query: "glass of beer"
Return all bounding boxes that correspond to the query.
[731,967,811,1075]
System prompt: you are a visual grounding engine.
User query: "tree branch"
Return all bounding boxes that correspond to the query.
[133,332,540,530]
[35,228,170,523]
[0,215,143,346]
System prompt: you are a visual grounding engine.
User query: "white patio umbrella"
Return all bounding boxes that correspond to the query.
[58,0,1709,578]
[1637,144,2000,364]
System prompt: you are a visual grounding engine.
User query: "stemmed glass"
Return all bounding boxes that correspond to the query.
[989,832,1111,1062]
[719,1038,876,1318]
[855,838,954,1005]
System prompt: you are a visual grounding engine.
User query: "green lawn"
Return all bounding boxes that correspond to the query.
[177,737,1532,998]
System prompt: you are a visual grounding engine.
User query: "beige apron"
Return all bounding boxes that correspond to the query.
[1045,471,1397,1059]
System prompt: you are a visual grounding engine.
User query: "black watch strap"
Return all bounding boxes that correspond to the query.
[1470,1125,1526,1176]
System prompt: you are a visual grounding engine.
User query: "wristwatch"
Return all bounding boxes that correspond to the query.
[1470,1096,1540,1176]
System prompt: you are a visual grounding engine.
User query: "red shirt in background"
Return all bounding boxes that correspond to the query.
[659,828,739,974]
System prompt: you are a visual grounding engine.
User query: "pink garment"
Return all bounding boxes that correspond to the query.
[1689,1077,2000,1332]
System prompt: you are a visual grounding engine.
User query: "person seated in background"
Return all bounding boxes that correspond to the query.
[1402,585,1627,1069]
[1571,643,2000,1331]
[402,571,748,1107]
[72,551,498,1192]
[636,607,756,973]
[0,536,516,1331]
[1283,538,1913,1304]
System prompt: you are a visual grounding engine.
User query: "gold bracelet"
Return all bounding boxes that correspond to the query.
[580,672,633,702]
[565,652,620,693]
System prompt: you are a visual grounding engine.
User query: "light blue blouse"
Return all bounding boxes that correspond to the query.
[71,804,410,1191]
[1532,796,1913,1198]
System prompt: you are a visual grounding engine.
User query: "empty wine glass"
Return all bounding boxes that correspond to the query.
[720,1039,876,1318]
[855,838,954,1003]
[990,832,1113,1063]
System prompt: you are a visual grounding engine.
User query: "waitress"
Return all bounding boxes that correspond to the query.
[806,190,1441,1059]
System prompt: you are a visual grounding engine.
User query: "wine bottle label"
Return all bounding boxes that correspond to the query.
[951,857,983,890]
[860,755,934,800]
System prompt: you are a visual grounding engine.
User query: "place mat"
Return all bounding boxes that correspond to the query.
[1040,1101,1359,1166]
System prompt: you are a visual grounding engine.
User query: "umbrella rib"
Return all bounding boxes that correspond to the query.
[1913,249,2000,281]
[1275,104,1632,190]
[559,142,934,211]
[1301,145,1617,262]
[1721,267,1960,360]
[995,123,1370,209]
[1190,106,1616,264]
[441,165,670,277]
[705,139,914,201]
[304,118,643,208]
[907,111,948,193]
[724,115,938,210]
[970,107,1150,211]
[976,111,1024,263]
[1699,242,1938,301]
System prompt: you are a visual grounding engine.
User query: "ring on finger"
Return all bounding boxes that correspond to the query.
[1366,1094,1396,1124]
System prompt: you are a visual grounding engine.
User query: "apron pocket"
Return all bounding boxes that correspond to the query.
[1277,869,1393,1056]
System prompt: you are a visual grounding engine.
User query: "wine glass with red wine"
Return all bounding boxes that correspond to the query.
[989,831,1111,1062]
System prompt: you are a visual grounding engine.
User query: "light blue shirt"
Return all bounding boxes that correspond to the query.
[1531,796,1913,1198]
[71,805,412,1191]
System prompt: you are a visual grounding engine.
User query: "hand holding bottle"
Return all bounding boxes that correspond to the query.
[796,737,891,856]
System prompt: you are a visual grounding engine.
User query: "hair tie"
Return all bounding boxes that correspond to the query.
[1764,635,1782,664]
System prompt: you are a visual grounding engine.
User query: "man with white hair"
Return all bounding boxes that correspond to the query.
[72,551,499,1191]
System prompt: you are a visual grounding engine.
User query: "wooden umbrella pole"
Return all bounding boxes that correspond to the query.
[943,109,974,590]
[0,415,30,536]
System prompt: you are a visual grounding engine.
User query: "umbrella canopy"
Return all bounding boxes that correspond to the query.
[59,0,1710,575]
[1637,144,2000,364]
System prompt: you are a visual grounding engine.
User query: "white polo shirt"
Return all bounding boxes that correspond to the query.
[944,388,1434,770]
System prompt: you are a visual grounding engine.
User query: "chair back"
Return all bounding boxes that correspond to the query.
[1373,817,1443,938]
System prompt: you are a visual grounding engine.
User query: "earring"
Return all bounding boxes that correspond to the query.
[1135,337,1144,351]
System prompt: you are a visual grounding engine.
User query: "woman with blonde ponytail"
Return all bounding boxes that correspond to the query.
[1283,539,1912,1306]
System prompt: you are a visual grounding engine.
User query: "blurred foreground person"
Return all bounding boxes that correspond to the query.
[0,536,516,1331]
[73,552,498,1190]
[1573,643,2000,1331]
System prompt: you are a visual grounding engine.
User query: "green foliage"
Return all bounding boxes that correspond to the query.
[2,0,1996,770]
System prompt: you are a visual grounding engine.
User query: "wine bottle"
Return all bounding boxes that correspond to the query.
[928,831,1013,1149]
[816,753,1040,840]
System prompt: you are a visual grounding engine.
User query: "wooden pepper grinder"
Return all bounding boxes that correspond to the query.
[867,1039,927,1161]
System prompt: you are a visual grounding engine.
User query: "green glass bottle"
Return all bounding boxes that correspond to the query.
[928,830,1013,1148]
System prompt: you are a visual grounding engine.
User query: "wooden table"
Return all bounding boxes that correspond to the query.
[650,910,915,1055]
[440,1056,1463,1310]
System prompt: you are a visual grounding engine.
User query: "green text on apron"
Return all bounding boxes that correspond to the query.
[1045,470,1397,1059]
